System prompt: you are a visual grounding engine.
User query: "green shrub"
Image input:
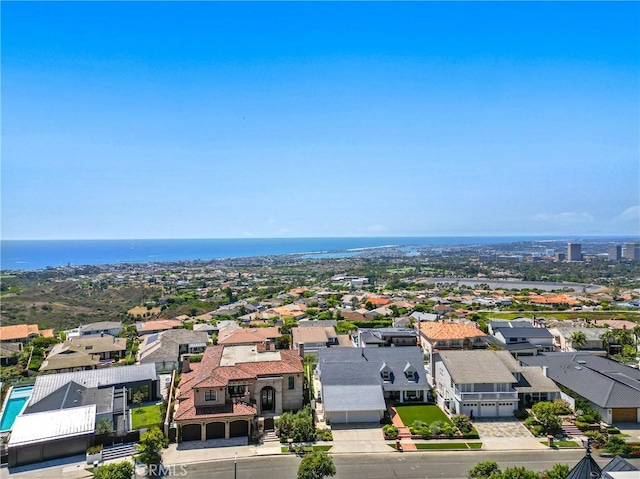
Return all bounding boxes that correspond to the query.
[275,406,315,443]
[551,399,573,415]
[604,435,631,456]
[408,420,431,438]
[584,431,605,446]
[531,425,545,437]
[87,445,103,455]
[452,414,473,434]
[316,428,333,441]
[380,410,392,425]
[383,425,399,439]
[606,427,621,435]
[574,420,590,431]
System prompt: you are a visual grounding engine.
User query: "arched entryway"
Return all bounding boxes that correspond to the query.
[206,422,225,440]
[229,420,249,437]
[181,423,201,442]
[260,386,276,413]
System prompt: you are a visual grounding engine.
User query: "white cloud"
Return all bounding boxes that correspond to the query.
[614,205,640,222]
[531,212,595,224]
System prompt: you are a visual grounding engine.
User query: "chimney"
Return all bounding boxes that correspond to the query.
[542,365,548,377]
[298,343,305,358]
[182,354,191,373]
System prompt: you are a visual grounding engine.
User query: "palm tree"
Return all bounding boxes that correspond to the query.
[600,330,614,358]
[633,324,640,351]
[570,331,587,350]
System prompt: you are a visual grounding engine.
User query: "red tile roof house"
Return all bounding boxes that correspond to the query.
[174,344,304,442]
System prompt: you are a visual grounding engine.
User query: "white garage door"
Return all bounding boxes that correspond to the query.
[328,410,381,424]
[498,402,515,417]
[479,402,496,417]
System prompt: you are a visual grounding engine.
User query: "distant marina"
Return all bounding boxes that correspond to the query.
[0,236,634,271]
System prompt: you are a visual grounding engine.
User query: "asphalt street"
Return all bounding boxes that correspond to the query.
[175,451,640,479]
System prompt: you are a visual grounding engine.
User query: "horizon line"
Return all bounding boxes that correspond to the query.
[2,234,639,242]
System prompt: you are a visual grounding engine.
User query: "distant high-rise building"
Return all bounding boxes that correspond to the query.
[567,243,582,262]
[555,252,566,262]
[545,249,555,256]
[622,243,640,261]
[608,245,622,261]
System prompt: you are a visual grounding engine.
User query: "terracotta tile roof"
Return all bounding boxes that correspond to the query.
[40,329,54,338]
[0,324,43,341]
[179,345,303,391]
[418,322,486,341]
[365,297,390,306]
[174,388,257,421]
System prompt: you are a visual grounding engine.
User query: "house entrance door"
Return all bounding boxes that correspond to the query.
[261,386,275,413]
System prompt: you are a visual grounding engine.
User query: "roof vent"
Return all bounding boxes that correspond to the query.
[577,360,586,364]
[575,366,583,370]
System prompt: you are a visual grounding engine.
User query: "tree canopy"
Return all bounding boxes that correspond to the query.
[297,451,336,479]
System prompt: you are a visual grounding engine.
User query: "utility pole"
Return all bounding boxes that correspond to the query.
[234,451,237,479]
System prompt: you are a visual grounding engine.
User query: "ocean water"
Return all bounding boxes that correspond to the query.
[1,236,563,271]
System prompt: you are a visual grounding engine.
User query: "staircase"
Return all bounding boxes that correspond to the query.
[561,421,584,438]
[263,431,280,443]
[102,443,137,462]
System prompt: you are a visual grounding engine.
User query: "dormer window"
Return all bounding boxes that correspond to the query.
[381,371,391,381]
[403,362,417,381]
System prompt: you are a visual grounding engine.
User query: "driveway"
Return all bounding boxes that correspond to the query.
[329,423,391,453]
[472,418,547,451]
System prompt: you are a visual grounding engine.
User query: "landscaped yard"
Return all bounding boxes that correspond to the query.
[388,442,482,450]
[394,405,453,426]
[415,442,482,450]
[131,404,163,430]
[540,440,580,448]
[281,445,332,453]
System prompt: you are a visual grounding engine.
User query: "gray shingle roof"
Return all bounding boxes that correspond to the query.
[494,327,553,339]
[139,329,209,362]
[520,353,640,408]
[322,385,386,413]
[438,350,520,384]
[80,321,122,333]
[318,347,427,390]
[29,363,157,406]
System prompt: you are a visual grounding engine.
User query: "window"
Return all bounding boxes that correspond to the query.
[205,390,216,401]
[451,340,460,346]
[288,376,295,390]
[404,369,415,380]
[381,371,390,381]
[228,385,246,397]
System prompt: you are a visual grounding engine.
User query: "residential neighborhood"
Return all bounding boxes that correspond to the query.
[0,240,639,475]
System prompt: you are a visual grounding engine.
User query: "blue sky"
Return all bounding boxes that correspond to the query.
[2,1,639,240]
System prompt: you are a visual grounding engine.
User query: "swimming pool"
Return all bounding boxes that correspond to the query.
[0,386,33,432]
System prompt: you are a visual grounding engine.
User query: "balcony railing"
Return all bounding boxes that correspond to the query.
[454,391,518,401]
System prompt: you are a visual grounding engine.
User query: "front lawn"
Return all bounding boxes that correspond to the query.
[131,404,163,430]
[540,440,580,448]
[388,442,482,450]
[415,442,482,450]
[394,405,453,426]
[281,445,332,453]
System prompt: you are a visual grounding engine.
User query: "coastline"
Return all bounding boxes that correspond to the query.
[1,235,638,272]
